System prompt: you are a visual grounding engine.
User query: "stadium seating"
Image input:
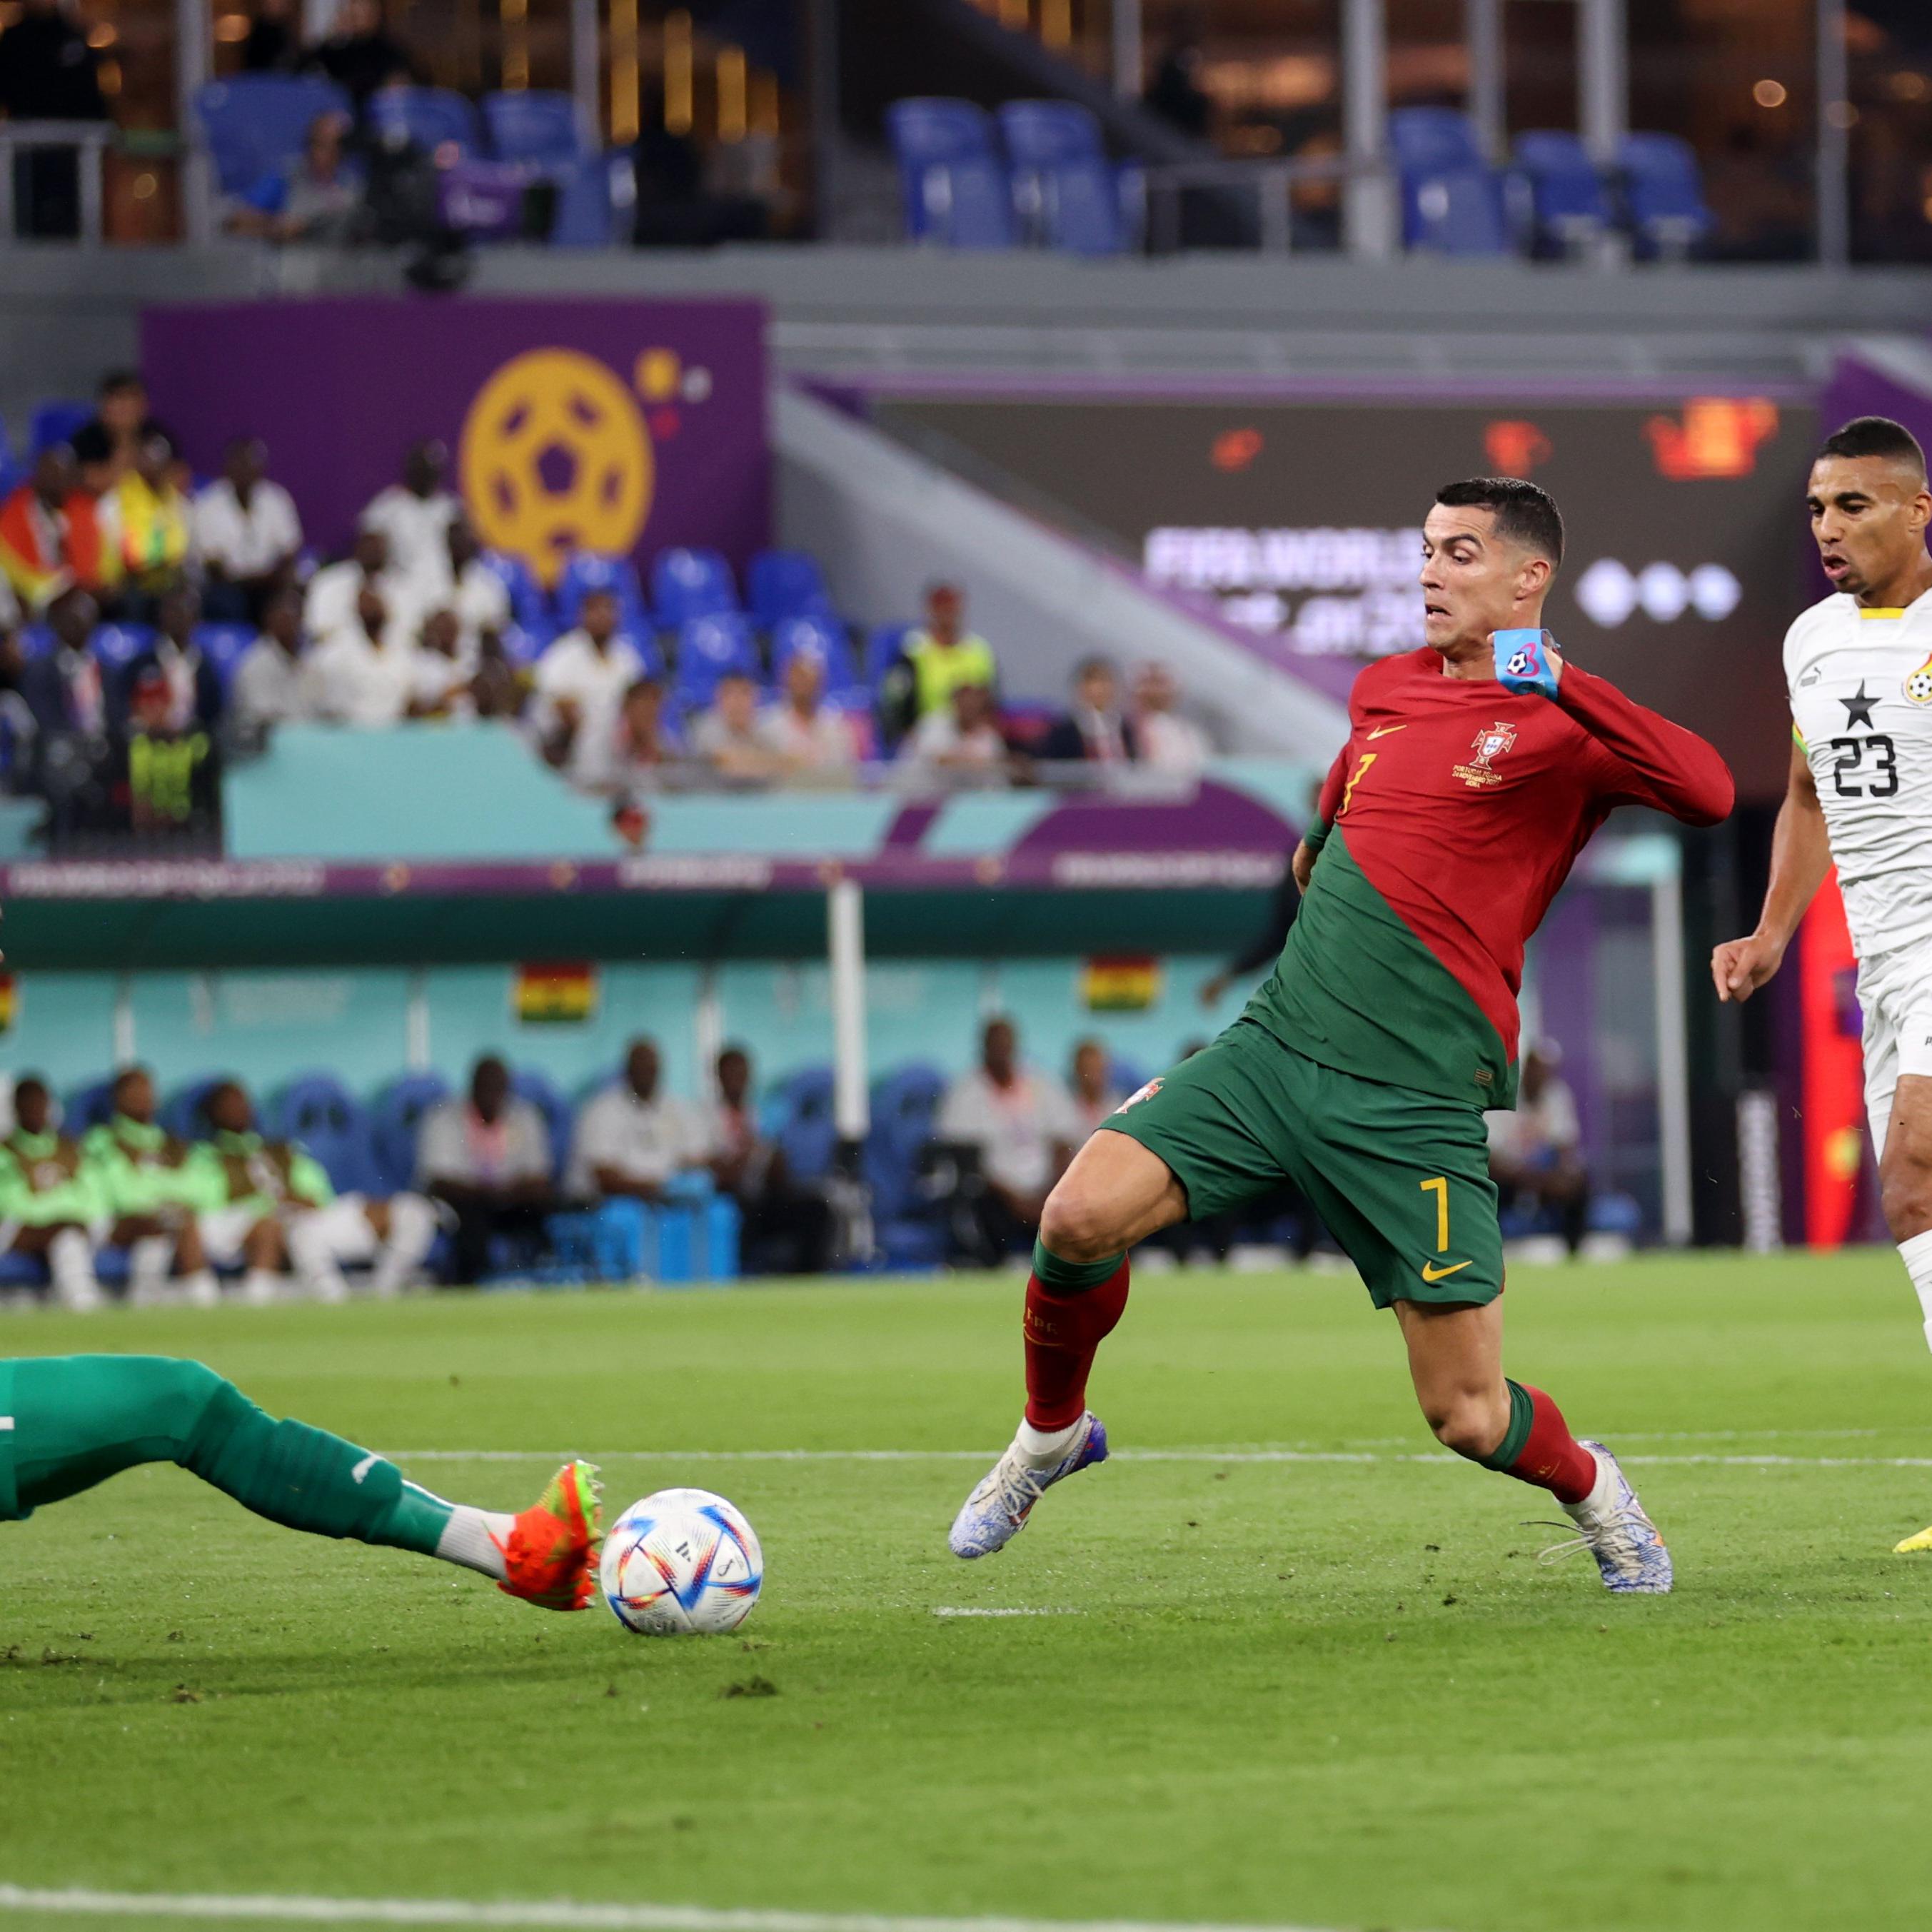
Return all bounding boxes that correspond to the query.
[1511,131,1614,257]
[1618,133,1713,258]
[266,1072,381,1195]
[998,101,1125,256]
[30,399,91,456]
[91,623,152,673]
[767,1065,837,1186]
[160,1077,226,1142]
[193,75,353,198]
[652,548,740,628]
[772,613,859,690]
[675,613,759,703]
[1389,108,1509,256]
[863,1062,949,1268]
[482,91,591,167]
[747,549,832,630]
[887,99,1016,250]
[367,88,484,160]
[553,551,650,632]
[369,1071,451,1194]
[476,549,548,634]
[63,1078,117,1135]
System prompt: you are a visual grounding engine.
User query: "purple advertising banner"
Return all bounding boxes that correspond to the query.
[141,296,769,585]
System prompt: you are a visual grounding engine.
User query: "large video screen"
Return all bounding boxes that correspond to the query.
[876,393,1818,801]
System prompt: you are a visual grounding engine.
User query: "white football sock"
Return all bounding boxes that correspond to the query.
[433,1499,516,1579]
[286,1217,349,1303]
[1899,1229,1932,1353]
[369,1194,438,1297]
[241,1267,282,1306]
[1562,1450,1615,1524]
[179,1268,220,1308]
[1017,1415,1085,1463]
[127,1235,174,1305]
[47,1228,102,1312]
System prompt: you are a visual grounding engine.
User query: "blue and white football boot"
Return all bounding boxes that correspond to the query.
[1539,1441,1673,1594]
[948,1412,1110,1559]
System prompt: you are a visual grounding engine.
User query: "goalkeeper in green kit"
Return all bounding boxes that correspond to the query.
[0,1352,604,1611]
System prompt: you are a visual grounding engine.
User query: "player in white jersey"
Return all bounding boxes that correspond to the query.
[1712,414,1932,1551]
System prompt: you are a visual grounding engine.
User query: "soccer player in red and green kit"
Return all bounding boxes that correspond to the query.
[950,477,1735,1593]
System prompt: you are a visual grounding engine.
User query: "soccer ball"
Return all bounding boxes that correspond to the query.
[599,1486,763,1635]
[1906,665,1932,705]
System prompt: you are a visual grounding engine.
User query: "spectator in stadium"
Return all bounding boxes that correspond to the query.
[230,585,316,738]
[760,645,856,780]
[1132,660,1213,776]
[568,1037,704,1204]
[191,438,303,622]
[409,608,476,718]
[0,1074,103,1309]
[0,444,111,613]
[897,680,1010,788]
[1042,655,1139,765]
[441,518,511,655]
[241,0,303,72]
[116,655,220,841]
[896,582,998,722]
[416,1055,555,1287]
[1144,1,1212,140]
[114,586,223,735]
[533,588,645,779]
[467,635,524,721]
[1067,1038,1126,1141]
[81,1064,218,1307]
[68,371,172,497]
[359,441,458,603]
[689,670,779,787]
[1486,1040,1591,1256]
[936,1017,1078,1264]
[301,0,420,109]
[573,674,683,795]
[227,110,366,246]
[305,526,416,646]
[301,583,418,726]
[702,1046,834,1276]
[0,0,107,238]
[98,430,193,618]
[20,587,104,740]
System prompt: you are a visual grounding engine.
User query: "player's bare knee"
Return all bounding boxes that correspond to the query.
[1881,1162,1932,1242]
[1424,1389,1508,1460]
[1038,1182,1120,1264]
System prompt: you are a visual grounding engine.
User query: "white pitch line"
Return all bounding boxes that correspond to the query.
[932,1607,1085,1618]
[0,1887,1377,1932]
[377,1448,1932,1471]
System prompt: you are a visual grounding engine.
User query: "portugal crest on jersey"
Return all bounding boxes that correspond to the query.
[1906,653,1932,705]
[1453,720,1518,789]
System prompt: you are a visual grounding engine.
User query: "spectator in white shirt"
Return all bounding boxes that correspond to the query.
[300,584,420,726]
[567,1037,703,1202]
[758,647,855,781]
[937,1017,1079,1262]
[1132,660,1213,778]
[410,606,478,718]
[690,670,780,787]
[359,440,459,603]
[305,526,418,648]
[230,585,314,738]
[416,1055,556,1285]
[573,675,685,795]
[1486,1040,1589,1255]
[1067,1037,1126,1141]
[191,437,302,624]
[897,680,1010,788]
[441,518,511,655]
[533,589,645,779]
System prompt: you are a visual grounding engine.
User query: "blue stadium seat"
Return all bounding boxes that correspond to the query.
[92,623,154,672]
[1511,131,1613,257]
[553,551,649,632]
[267,1072,380,1195]
[886,99,1015,249]
[160,1077,225,1142]
[367,86,483,160]
[998,101,1125,256]
[674,613,758,705]
[768,1065,837,1186]
[1389,106,1487,175]
[482,90,591,166]
[1109,1056,1148,1100]
[476,548,548,633]
[30,400,91,457]
[772,613,857,689]
[548,153,625,248]
[863,1061,949,1269]
[1617,133,1712,259]
[511,1069,573,1182]
[195,623,256,691]
[369,1071,451,1194]
[1403,168,1509,255]
[865,623,911,693]
[195,76,353,198]
[651,547,739,628]
[747,549,832,630]
[63,1077,117,1136]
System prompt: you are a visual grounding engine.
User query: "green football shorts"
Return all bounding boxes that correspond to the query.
[1102,1020,1504,1310]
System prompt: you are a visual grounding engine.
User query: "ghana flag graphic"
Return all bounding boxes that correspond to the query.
[514,962,598,1025]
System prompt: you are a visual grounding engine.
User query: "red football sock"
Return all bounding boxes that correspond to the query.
[1022,1259,1130,1431]
[1504,1383,1599,1506]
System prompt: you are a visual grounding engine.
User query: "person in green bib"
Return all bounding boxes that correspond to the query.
[80,1065,218,1307]
[901,582,999,722]
[0,1077,104,1312]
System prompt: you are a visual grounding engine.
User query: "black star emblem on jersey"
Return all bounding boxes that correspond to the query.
[1841,681,1880,729]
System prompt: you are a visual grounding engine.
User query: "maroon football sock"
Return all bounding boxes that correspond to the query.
[1496,1382,1599,1505]
[1022,1258,1130,1431]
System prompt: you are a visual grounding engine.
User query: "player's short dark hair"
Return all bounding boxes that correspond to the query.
[1818,415,1927,476]
[1434,477,1565,566]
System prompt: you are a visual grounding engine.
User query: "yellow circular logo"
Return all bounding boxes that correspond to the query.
[458,348,653,586]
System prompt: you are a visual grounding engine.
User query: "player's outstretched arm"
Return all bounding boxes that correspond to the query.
[1711,738,1831,1005]
[1494,630,1734,825]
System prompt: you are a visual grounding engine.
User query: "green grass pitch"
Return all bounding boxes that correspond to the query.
[5,1252,1932,1932]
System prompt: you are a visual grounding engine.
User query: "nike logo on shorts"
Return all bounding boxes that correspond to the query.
[1420,1259,1474,1283]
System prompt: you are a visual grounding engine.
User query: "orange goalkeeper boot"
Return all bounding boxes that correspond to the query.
[496,1458,603,1611]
